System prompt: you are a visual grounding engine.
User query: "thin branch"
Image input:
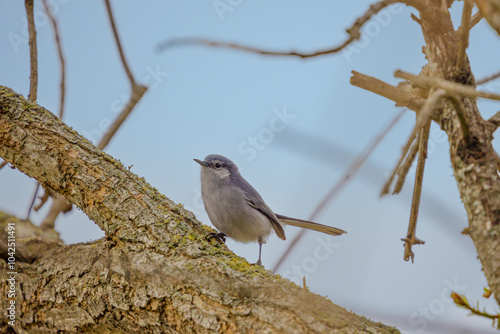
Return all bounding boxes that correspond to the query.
[350,71,426,114]
[457,0,473,68]
[381,89,446,196]
[393,133,419,194]
[25,182,40,221]
[470,10,484,29]
[158,0,409,59]
[395,70,500,101]
[97,85,147,150]
[104,0,136,86]
[0,160,8,170]
[402,120,430,263]
[393,91,470,193]
[477,70,500,85]
[487,110,500,133]
[273,110,405,272]
[451,292,500,328]
[445,93,472,143]
[25,0,38,101]
[40,194,72,229]
[41,0,66,120]
[34,189,52,212]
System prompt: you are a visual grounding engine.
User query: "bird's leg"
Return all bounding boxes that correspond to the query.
[206,232,226,243]
[255,237,264,267]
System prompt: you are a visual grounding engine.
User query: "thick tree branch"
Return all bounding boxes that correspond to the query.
[0,86,399,333]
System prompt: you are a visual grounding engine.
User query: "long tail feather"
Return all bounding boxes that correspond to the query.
[276,214,346,236]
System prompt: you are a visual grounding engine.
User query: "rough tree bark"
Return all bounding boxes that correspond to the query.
[0,86,398,333]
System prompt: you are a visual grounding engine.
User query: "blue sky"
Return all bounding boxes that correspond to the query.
[2,1,500,333]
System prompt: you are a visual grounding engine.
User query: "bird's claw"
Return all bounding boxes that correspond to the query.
[206,232,226,244]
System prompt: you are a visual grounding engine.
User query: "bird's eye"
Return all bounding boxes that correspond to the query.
[214,162,222,168]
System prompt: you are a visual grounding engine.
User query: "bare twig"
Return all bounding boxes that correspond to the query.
[40,194,72,229]
[470,10,484,29]
[34,189,52,212]
[273,110,405,272]
[474,0,500,36]
[158,0,408,59]
[381,89,446,196]
[402,120,430,263]
[395,70,500,101]
[25,182,40,221]
[445,93,472,143]
[477,70,500,85]
[97,85,147,150]
[25,0,38,101]
[487,110,500,132]
[41,0,66,119]
[457,0,473,68]
[104,0,135,86]
[393,133,419,194]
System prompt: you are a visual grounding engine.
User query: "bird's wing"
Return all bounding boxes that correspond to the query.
[275,214,346,236]
[244,195,286,240]
[235,176,286,240]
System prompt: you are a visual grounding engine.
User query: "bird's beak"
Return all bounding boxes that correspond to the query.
[194,159,208,167]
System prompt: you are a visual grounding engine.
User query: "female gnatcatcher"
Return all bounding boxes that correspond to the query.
[195,154,346,266]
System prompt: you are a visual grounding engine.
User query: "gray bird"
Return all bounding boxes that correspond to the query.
[194,154,346,266]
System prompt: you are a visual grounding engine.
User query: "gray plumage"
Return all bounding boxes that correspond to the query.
[194,154,346,266]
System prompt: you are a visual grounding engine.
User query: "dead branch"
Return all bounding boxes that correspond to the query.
[393,133,419,194]
[41,0,66,119]
[158,0,414,59]
[97,85,147,150]
[477,70,500,85]
[470,10,484,28]
[104,0,136,86]
[474,0,500,36]
[402,120,430,263]
[381,89,446,196]
[24,0,37,102]
[395,70,500,101]
[350,71,427,114]
[25,182,40,221]
[486,110,500,136]
[273,110,405,272]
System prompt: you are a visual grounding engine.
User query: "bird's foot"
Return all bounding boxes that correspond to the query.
[206,232,226,244]
[253,259,264,267]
